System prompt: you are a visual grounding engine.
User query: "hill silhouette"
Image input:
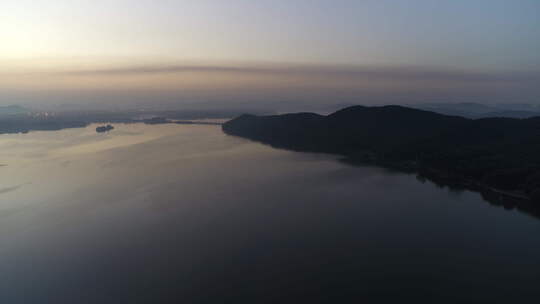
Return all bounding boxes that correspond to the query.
[223,105,540,206]
[0,105,30,116]
[410,102,540,118]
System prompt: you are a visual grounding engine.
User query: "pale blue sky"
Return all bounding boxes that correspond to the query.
[2,0,539,70]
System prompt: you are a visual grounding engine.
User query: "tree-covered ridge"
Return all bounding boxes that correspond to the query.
[223,105,540,204]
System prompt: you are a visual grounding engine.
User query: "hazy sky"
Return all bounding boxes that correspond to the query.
[1,0,539,110]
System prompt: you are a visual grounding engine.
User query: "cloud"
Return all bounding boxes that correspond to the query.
[0,184,25,195]
[2,63,539,109]
[57,63,540,84]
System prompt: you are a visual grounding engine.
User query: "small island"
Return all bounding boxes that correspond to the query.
[96,124,114,133]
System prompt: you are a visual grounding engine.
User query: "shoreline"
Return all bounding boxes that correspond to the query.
[341,155,540,219]
[344,155,531,201]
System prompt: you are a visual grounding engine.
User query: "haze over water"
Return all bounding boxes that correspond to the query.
[0,124,538,303]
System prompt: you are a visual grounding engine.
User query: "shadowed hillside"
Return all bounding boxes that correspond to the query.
[223,105,540,205]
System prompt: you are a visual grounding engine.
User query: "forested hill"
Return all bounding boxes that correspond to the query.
[222,105,540,203]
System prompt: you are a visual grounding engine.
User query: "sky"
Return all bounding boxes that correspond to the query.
[1,0,539,110]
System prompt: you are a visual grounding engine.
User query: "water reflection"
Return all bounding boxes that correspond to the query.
[0,124,539,303]
[339,156,540,220]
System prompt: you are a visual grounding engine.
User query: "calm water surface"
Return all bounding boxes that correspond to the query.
[0,124,539,303]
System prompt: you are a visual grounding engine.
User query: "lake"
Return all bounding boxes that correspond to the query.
[0,124,539,303]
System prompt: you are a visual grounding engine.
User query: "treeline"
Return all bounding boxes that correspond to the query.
[0,116,88,134]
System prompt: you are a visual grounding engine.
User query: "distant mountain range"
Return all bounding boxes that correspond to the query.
[409,102,540,119]
[223,105,540,208]
[0,105,30,116]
